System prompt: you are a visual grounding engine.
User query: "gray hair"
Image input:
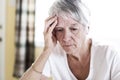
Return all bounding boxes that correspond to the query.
[49,0,90,27]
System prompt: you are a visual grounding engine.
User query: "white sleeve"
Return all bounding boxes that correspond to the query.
[111,52,120,80]
[42,59,51,77]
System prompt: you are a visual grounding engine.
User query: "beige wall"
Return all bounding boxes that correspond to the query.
[5,0,16,80]
[35,47,43,58]
[5,0,43,80]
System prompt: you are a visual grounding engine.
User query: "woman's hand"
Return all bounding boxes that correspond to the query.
[41,75,53,80]
[43,15,58,52]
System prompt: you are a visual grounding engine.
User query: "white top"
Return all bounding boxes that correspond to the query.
[42,42,120,80]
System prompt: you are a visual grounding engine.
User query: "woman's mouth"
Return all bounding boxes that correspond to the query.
[63,45,72,48]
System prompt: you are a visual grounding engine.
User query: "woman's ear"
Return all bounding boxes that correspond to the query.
[86,26,89,34]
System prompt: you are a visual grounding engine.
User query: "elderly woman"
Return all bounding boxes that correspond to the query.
[20,0,120,80]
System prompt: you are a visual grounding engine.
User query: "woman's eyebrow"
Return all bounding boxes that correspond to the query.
[55,25,63,28]
[70,23,78,27]
[55,26,61,28]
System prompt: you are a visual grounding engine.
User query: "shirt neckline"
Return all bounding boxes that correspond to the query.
[63,43,94,80]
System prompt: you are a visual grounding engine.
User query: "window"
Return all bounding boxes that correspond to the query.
[35,0,55,47]
[35,0,120,51]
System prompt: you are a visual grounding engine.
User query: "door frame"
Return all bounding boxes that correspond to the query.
[0,0,6,80]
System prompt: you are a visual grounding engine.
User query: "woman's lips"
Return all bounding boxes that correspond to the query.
[63,45,72,47]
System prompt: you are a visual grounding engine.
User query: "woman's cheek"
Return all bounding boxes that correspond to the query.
[72,35,82,47]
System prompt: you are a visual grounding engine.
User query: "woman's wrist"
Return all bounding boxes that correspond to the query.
[31,63,42,74]
[31,47,52,75]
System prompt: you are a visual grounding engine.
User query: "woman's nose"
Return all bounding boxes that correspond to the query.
[63,31,71,42]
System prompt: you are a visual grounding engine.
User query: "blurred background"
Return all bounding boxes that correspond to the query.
[0,0,120,80]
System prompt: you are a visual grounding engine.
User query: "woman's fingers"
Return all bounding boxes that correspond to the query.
[48,20,57,34]
[43,15,58,50]
[44,16,57,34]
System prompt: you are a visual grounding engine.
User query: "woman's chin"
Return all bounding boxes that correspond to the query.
[63,48,75,54]
[61,45,77,54]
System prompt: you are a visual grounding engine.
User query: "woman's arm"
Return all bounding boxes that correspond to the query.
[20,49,51,80]
[20,15,58,80]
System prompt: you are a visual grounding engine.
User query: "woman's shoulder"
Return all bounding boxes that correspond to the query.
[92,40,117,53]
[91,40,119,61]
[92,41,109,53]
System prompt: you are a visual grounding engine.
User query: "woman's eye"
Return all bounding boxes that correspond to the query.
[55,28,63,32]
[71,28,78,31]
[70,27,79,34]
[57,29,63,32]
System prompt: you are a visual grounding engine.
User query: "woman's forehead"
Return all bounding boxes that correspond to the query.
[57,15,78,27]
